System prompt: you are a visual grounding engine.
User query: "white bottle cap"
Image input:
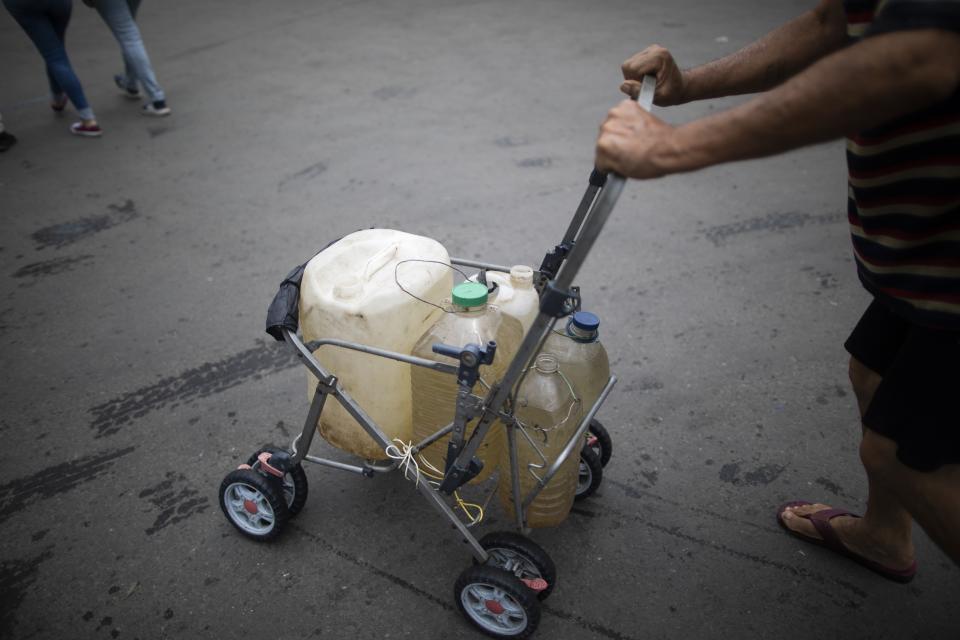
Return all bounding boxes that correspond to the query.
[509,265,534,288]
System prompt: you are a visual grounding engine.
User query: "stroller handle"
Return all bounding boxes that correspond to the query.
[601,74,655,190]
[636,74,656,111]
[600,74,656,185]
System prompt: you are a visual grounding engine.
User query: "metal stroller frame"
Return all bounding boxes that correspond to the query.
[219,78,655,639]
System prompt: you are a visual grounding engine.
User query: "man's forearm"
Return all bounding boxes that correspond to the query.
[681,0,847,103]
[659,29,960,174]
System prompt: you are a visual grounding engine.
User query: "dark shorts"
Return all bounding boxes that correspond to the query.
[844,299,960,472]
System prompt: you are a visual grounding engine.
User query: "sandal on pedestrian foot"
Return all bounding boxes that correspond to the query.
[776,500,917,583]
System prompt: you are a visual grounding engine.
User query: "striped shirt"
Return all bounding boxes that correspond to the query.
[844,0,960,330]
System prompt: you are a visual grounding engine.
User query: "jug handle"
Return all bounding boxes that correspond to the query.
[362,244,399,282]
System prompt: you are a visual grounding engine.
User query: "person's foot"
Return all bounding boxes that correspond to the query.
[780,502,915,572]
[70,121,103,138]
[141,100,171,117]
[0,130,17,152]
[114,74,140,99]
[50,93,67,113]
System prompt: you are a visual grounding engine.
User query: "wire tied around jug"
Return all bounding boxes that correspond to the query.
[384,438,485,525]
[394,259,471,313]
[515,365,582,445]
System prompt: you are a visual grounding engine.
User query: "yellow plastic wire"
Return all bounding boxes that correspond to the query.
[384,439,485,525]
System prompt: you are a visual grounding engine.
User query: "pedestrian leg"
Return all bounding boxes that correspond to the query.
[95,0,166,104]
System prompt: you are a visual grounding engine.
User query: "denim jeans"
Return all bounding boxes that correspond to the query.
[3,0,95,120]
[95,0,165,102]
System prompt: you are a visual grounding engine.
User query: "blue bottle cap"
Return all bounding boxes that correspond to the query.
[570,311,600,332]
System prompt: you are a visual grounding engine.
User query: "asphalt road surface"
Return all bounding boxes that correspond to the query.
[1,1,957,639]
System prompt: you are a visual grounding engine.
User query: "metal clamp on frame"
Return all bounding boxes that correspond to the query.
[539,281,581,318]
[431,340,497,494]
[537,242,572,288]
[432,340,497,389]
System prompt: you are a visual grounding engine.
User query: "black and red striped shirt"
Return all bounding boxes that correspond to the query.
[844,0,960,329]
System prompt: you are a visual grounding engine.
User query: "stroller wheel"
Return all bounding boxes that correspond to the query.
[247,446,309,516]
[575,444,603,501]
[473,531,556,600]
[587,418,612,467]
[219,468,289,541]
[455,565,540,639]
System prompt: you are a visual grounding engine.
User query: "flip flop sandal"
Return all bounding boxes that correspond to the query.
[776,500,917,583]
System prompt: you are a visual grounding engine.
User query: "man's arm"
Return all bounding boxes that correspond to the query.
[598,28,960,179]
[622,0,848,105]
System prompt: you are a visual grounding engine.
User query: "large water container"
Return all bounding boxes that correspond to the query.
[541,311,610,412]
[410,281,523,483]
[475,266,540,332]
[299,229,453,460]
[498,353,582,527]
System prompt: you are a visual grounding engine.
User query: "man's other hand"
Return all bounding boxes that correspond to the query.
[621,45,686,106]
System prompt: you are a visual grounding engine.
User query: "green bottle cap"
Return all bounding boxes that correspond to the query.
[452,281,488,307]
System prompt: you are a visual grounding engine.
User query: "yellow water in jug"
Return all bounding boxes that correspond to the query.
[299,229,453,460]
[498,354,582,527]
[410,281,523,483]
[541,311,610,411]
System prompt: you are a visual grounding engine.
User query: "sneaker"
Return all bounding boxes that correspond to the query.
[0,131,17,152]
[142,100,171,117]
[70,122,103,138]
[114,75,140,99]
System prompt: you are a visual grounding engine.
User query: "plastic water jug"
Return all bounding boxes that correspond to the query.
[410,281,523,483]
[541,311,610,412]
[498,353,582,527]
[473,265,540,332]
[299,229,453,460]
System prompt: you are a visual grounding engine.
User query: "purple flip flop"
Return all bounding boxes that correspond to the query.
[776,500,917,584]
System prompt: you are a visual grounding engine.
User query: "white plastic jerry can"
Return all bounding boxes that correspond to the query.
[474,265,540,333]
[299,229,453,459]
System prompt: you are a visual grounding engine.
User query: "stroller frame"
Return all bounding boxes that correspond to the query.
[277,156,623,559]
[220,77,655,638]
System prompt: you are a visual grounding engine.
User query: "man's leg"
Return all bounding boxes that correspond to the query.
[780,356,915,569]
[860,429,960,565]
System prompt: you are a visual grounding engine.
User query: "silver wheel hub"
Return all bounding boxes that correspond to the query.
[461,582,527,635]
[224,482,275,534]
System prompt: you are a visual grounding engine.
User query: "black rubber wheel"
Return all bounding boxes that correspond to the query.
[219,468,290,541]
[473,531,557,600]
[587,418,612,467]
[247,446,308,516]
[575,444,603,501]
[454,565,541,639]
